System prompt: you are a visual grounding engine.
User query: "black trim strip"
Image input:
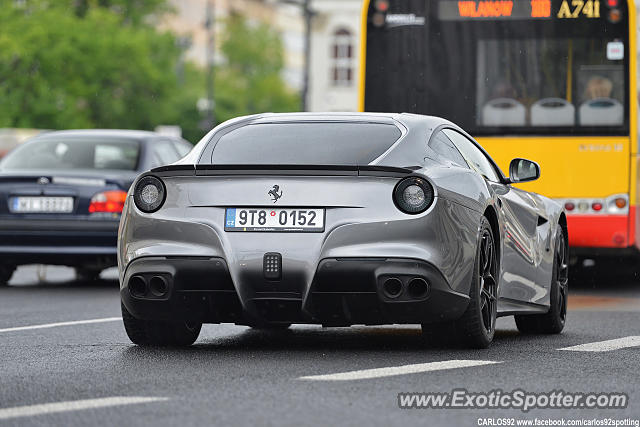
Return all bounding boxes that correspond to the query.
[150,164,196,177]
[197,164,358,176]
[151,164,413,178]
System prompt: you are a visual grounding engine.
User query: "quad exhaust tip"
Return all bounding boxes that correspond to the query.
[382,277,430,300]
[149,276,168,297]
[129,275,147,297]
[128,274,169,298]
[382,277,403,299]
[407,277,430,299]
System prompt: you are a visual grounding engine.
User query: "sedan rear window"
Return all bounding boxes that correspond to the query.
[209,122,402,165]
[0,137,140,171]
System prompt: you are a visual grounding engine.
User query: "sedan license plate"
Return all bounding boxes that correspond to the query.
[10,196,74,213]
[225,208,324,232]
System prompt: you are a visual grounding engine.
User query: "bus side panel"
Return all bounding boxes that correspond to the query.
[479,136,631,249]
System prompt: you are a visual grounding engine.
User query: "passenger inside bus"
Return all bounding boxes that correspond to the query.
[477,38,624,129]
[579,75,623,126]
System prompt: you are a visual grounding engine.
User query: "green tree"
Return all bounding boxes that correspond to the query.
[0,5,181,131]
[17,0,171,25]
[213,14,300,125]
[0,3,299,144]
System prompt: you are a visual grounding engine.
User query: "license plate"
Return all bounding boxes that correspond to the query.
[225,208,325,232]
[10,196,74,213]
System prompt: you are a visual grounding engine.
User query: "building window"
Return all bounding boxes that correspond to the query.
[330,28,354,87]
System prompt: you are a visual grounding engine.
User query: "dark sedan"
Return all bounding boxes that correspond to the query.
[0,129,192,285]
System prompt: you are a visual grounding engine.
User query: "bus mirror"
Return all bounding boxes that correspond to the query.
[508,158,540,183]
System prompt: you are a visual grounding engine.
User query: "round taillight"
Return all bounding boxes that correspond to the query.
[393,177,434,214]
[133,175,166,213]
[564,202,575,212]
[592,202,603,212]
[615,198,627,209]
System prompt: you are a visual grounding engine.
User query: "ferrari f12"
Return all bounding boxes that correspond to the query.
[118,113,568,348]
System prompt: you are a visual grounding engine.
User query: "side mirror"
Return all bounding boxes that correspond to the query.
[508,158,540,183]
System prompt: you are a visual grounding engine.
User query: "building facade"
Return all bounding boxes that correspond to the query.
[161,0,364,112]
[161,0,305,90]
[308,0,362,112]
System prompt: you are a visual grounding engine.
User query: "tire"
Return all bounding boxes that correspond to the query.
[455,216,498,348]
[422,216,498,349]
[515,226,568,334]
[121,303,202,346]
[0,265,16,286]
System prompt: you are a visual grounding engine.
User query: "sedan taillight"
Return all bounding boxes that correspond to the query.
[89,190,128,213]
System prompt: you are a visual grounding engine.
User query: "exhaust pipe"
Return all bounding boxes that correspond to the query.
[407,277,430,299]
[382,277,403,299]
[129,275,147,297]
[149,275,169,297]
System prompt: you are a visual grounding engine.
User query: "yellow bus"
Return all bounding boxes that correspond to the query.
[359,0,638,261]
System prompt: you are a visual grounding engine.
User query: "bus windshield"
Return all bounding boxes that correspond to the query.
[363,0,630,136]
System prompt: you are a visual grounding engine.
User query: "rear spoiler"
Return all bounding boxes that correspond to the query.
[150,164,415,178]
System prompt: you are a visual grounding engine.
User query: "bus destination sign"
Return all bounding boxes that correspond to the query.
[438,0,602,20]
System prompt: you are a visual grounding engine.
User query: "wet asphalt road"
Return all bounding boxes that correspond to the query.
[0,265,638,427]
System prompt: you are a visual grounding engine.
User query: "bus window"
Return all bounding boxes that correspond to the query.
[363,0,630,136]
[476,38,625,128]
[577,67,624,126]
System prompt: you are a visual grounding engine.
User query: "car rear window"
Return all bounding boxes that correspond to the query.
[208,122,402,165]
[0,137,140,171]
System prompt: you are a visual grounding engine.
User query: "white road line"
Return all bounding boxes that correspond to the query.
[298,359,502,381]
[559,336,640,352]
[0,397,168,421]
[0,317,121,333]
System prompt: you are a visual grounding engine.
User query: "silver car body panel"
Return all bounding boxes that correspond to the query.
[118,113,565,323]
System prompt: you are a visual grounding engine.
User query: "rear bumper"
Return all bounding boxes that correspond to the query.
[0,218,119,265]
[567,213,629,248]
[120,256,470,326]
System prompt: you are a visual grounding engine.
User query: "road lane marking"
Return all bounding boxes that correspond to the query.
[0,317,121,334]
[298,359,502,381]
[0,397,168,420]
[559,336,640,352]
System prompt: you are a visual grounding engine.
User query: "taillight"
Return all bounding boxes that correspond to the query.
[89,190,127,213]
[133,175,166,213]
[557,194,628,214]
[393,177,434,214]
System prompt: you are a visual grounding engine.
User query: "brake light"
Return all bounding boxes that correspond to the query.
[375,0,390,11]
[89,190,127,213]
[558,194,628,214]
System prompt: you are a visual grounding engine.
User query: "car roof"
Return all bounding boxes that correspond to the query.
[32,129,164,141]
[233,112,451,129]
[179,112,459,166]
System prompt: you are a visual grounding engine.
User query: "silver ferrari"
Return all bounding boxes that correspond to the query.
[118,113,568,348]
